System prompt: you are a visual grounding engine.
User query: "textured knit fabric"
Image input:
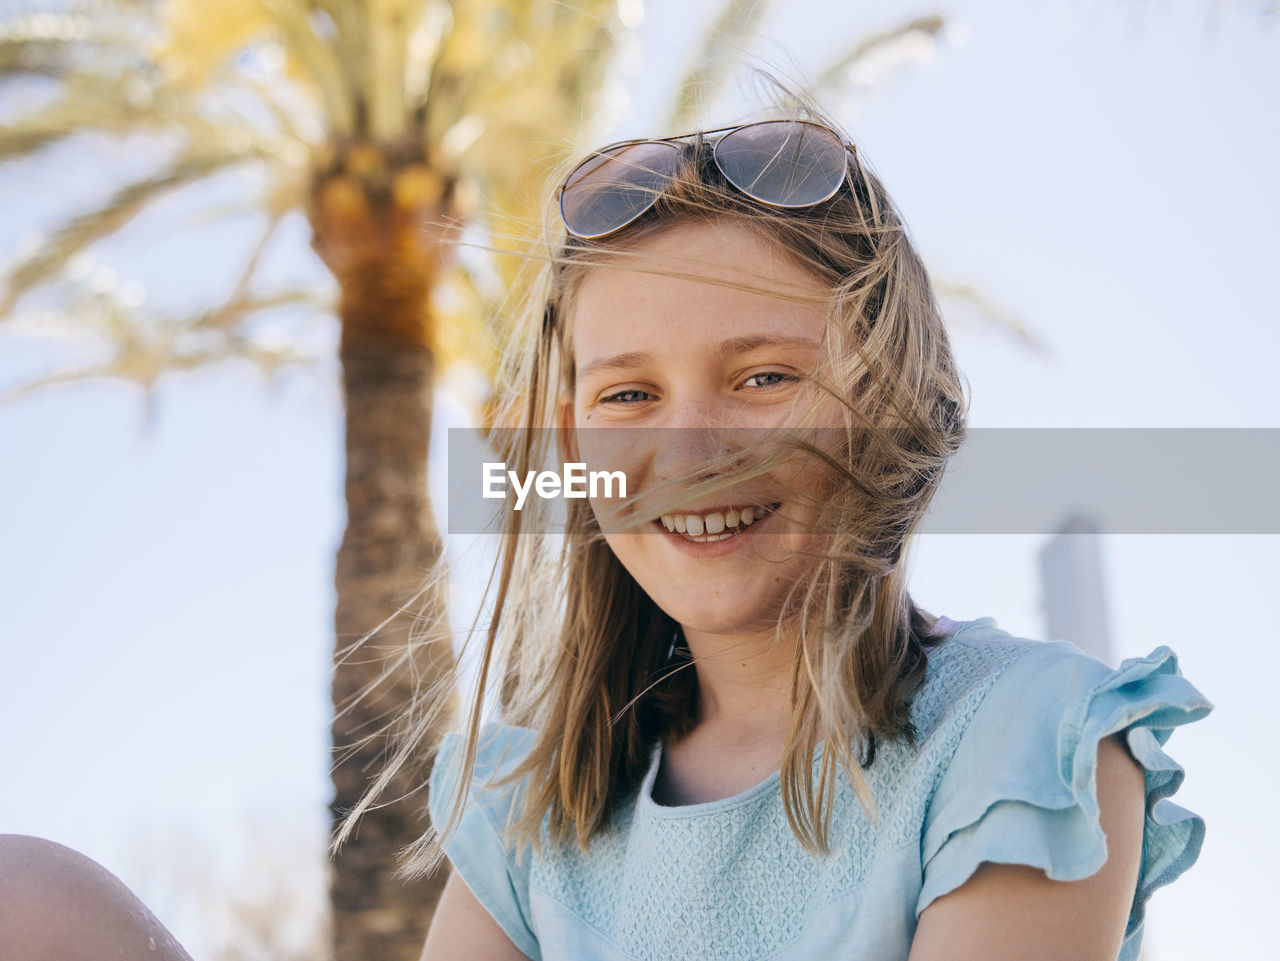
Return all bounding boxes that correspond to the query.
[427,617,1212,961]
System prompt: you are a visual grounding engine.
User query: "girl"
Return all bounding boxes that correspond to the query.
[416,115,1211,961]
[0,114,1210,961]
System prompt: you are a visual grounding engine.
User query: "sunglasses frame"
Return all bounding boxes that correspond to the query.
[558,120,855,240]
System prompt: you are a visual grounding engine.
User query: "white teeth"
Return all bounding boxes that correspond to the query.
[658,504,777,538]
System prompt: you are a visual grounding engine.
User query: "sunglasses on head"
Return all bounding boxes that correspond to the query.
[558,120,854,240]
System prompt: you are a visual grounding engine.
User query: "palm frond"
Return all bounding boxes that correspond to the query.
[154,0,352,135]
[0,338,313,404]
[311,0,368,129]
[933,277,1047,352]
[217,70,319,149]
[809,14,947,95]
[0,79,186,162]
[224,208,289,313]
[0,2,323,163]
[422,0,621,383]
[0,147,268,314]
[257,0,356,134]
[363,0,432,140]
[0,6,153,78]
[402,0,449,117]
[0,286,332,405]
[664,0,774,131]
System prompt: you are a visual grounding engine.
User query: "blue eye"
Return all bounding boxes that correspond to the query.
[742,371,795,389]
[602,388,654,404]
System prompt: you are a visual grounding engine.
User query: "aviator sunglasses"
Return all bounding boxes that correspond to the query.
[558,119,853,240]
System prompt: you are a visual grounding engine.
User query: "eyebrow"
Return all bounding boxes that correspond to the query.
[577,351,655,381]
[577,336,822,382]
[717,334,822,357]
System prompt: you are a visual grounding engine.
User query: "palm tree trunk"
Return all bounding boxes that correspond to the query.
[317,157,457,961]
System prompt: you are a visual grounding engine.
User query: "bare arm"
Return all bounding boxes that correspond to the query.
[420,871,529,961]
[908,734,1146,961]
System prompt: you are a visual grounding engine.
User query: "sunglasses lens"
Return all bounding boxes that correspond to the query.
[560,141,683,238]
[714,120,847,208]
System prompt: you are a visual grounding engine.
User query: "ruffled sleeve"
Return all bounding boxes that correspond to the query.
[428,724,540,960]
[917,641,1212,959]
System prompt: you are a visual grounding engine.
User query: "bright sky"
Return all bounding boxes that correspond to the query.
[1,1,1276,958]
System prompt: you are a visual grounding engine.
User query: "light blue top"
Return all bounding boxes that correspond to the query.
[428,618,1212,961]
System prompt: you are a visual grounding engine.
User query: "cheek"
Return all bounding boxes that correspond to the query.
[577,428,657,532]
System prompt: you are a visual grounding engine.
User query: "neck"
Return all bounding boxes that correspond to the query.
[679,622,796,745]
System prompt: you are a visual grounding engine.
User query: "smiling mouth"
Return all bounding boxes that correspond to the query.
[656,503,781,541]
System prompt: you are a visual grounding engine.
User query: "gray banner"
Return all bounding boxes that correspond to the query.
[444,427,1280,535]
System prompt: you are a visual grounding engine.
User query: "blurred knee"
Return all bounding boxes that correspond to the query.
[0,834,191,961]
[1,833,115,908]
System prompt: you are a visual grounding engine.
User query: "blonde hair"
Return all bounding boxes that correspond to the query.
[375,109,968,874]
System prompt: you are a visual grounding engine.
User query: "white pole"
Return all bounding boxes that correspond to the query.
[1038,514,1114,665]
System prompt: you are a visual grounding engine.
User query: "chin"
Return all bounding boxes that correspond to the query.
[651,594,789,640]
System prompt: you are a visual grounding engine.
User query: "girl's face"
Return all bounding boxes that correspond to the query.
[567,219,838,640]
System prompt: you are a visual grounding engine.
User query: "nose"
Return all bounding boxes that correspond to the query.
[651,394,750,484]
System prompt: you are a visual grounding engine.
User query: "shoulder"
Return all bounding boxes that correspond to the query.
[429,723,537,835]
[430,723,538,793]
[915,617,1208,748]
[427,723,542,960]
[913,618,1213,955]
[923,619,1211,790]
[910,617,1049,740]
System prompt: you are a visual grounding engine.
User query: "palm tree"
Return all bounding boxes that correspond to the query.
[1,2,620,958]
[1,2,991,958]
